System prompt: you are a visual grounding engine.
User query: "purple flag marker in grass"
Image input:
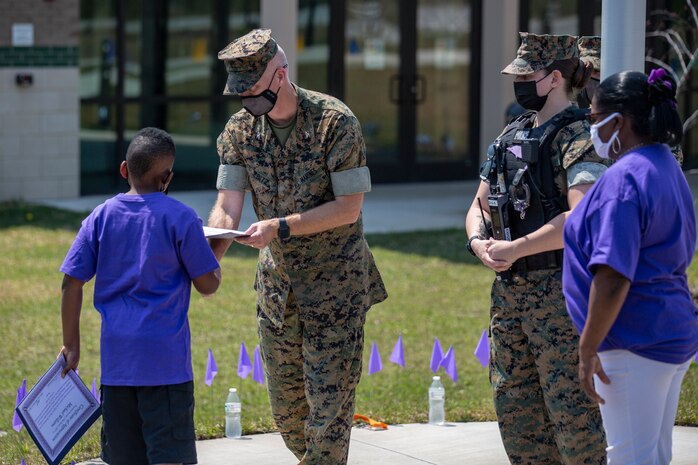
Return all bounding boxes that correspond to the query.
[237,342,253,379]
[389,335,405,367]
[20,460,26,465]
[440,345,458,383]
[205,348,218,386]
[368,341,383,375]
[430,337,444,373]
[474,329,489,368]
[91,378,99,402]
[253,346,265,385]
[12,378,26,432]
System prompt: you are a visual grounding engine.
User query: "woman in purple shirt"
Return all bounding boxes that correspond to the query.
[563,69,698,464]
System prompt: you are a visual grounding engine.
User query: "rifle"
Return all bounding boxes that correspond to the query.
[487,141,512,281]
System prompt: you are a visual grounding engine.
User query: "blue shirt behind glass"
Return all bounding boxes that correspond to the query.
[563,144,698,364]
[60,193,219,385]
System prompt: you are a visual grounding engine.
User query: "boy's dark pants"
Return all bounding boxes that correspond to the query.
[100,381,197,465]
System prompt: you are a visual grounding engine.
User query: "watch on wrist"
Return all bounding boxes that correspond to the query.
[466,235,480,257]
[278,217,291,241]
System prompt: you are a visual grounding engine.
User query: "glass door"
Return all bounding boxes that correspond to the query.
[414,1,471,172]
[344,1,403,179]
[341,0,477,182]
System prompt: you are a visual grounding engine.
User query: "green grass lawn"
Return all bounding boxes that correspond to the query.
[0,201,696,464]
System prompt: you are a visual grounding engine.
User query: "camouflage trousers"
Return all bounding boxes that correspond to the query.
[490,270,606,465]
[257,292,365,465]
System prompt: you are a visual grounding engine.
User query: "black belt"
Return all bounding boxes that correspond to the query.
[511,250,562,274]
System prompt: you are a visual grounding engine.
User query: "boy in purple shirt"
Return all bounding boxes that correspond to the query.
[563,70,698,464]
[59,127,221,465]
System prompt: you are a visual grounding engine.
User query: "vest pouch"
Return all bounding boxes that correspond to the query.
[519,138,539,163]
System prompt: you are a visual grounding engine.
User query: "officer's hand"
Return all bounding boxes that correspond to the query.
[487,240,519,264]
[235,220,279,249]
[472,239,511,272]
[578,350,610,405]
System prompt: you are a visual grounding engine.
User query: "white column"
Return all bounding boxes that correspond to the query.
[261,0,298,82]
[600,0,646,79]
[479,0,519,163]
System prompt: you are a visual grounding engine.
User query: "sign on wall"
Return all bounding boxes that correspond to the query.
[12,24,34,47]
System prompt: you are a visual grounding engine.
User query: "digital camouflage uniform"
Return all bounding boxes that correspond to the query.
[577,36,601,73]
[216,29,387,465]
[490,33,607,465]
[577,35,684,166]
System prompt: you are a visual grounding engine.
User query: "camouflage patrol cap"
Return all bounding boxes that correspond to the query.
[218,28,278,95]
[578,36,601,72]
[502,32,579,75]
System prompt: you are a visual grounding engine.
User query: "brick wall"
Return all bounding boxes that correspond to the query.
[0,0,79,47]
[0,0,80,201]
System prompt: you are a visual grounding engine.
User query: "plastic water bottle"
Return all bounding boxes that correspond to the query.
[225,388,242,438]
[428,376,445,425]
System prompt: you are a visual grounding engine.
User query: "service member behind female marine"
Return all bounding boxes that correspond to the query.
[576,35,684,166]
[464,33,607,465]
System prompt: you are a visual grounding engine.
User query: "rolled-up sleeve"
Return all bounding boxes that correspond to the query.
[326,114,371,196]
[216,164,250,191]
[567,161,608,188]
[330,166,371,196]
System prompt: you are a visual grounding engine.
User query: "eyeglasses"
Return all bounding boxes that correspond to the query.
[585,112,610,124]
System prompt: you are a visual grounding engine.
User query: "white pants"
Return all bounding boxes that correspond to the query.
[595,350,693,465]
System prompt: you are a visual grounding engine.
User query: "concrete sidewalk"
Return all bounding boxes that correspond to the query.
[77,422,698,465]
[37,180,479,234]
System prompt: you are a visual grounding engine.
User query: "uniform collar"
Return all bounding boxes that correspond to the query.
[252,85,316,148]
[294,86,317,146]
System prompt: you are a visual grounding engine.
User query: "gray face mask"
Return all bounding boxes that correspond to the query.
[240,64,287,117]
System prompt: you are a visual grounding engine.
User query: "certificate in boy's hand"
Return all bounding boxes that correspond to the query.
[203,226,250,239]
[15,355,101,465]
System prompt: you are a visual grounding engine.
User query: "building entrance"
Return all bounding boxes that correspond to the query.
[339,0,481,182]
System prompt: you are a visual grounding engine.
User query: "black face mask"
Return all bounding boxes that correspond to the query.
[513,72,552,112]
[240,64,287,117]
[576,77,600,109]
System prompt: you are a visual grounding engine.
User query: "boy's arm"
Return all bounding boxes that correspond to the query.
[61,274,85,377]
[192,267,222,297]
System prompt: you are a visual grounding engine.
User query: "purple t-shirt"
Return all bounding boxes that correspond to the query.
[563,144,698,364]
[60,193,219,386]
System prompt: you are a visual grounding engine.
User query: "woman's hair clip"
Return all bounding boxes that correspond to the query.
[647,68,677,109]
[647,68,673,89]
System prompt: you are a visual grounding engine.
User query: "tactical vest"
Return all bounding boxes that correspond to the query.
[482,107,588,271]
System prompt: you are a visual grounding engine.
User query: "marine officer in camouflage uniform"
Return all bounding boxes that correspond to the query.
[464,33,607,464]
[577,35,684,166]
[207,29,387,465]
